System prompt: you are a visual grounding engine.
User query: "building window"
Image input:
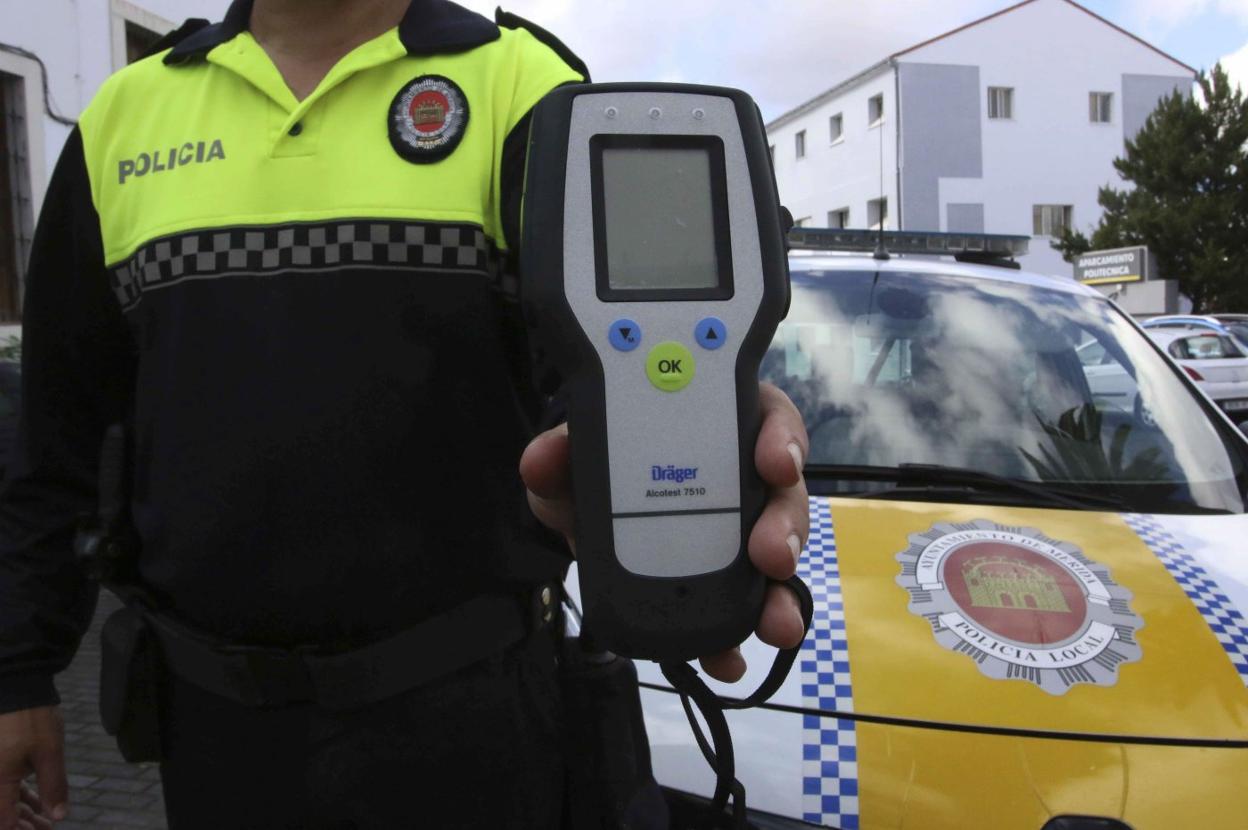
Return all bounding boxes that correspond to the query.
[110,0,175,71]
[1033,204,1073,236]
[0,74,32,323]
[1089,92,1113,124]
[795,130,806,159]
[124,20,162,64]
[828,208,850,229]
[794,216,811,228]
[829,113,843,143]
[988,86,1013,119]
[868,94,884,126]
[867,197,888,230]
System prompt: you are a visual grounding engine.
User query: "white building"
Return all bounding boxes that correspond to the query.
[766,0,1195,277]
[0,0,228,323]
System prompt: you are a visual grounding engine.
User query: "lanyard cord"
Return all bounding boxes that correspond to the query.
[659,574,815,829]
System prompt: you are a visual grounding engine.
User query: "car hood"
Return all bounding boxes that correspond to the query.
[638,498,1248,743]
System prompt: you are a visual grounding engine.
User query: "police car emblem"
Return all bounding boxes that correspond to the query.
[895,520,1143,695]
[389,75,469,163]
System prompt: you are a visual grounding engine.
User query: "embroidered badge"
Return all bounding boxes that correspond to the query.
[895,520,1143,695]
[388,75,469,163]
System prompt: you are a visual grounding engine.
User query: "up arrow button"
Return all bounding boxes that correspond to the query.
[695,317,727,350]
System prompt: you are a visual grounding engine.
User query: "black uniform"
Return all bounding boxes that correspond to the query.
[0,1,586,826]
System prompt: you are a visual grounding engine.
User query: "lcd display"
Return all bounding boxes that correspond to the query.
[600,146,721,291]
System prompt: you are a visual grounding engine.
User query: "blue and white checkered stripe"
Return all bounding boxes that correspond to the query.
[799,498,858,829]
[1124,514,1248,687]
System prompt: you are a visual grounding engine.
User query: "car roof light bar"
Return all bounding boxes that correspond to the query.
[788,228,1030,258]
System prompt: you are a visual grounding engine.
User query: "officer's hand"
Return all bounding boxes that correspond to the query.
[520,382,809,683]
[0,707,67,829]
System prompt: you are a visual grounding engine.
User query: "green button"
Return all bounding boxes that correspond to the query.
[646,341,695,392]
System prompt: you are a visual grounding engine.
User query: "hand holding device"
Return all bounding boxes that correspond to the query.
[522,83,790,662]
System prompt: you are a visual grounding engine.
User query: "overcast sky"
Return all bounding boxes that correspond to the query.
[451,0,1248,120]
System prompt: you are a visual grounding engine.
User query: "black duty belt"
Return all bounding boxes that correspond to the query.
[142,584,558,710]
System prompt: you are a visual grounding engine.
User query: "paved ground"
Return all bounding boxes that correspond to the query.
[49,591,168,829]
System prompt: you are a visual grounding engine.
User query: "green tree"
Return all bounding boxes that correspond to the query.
[1053,65,1248,312]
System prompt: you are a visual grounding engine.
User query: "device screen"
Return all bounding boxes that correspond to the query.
[591,135,733,300]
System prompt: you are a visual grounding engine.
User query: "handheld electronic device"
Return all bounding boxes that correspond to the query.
[522,83,789,662]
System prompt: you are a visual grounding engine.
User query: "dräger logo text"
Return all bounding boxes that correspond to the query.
[651,465,698,484]
[118,139,226,185]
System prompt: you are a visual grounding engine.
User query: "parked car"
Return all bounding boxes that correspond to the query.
[1076,335,1149,422]
[1142,314,1248,348]
[1212,313,1248,344]
[606,231,1248,830]
[1144,328,1248,424]
[1207,313,1248,345]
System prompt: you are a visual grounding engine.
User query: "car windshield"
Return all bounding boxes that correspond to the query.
[764,264,1248,514]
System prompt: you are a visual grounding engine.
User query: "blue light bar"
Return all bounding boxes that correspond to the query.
[788,228,1030,257]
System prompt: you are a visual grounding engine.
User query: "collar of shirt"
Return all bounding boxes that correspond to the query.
[163,0,500,65]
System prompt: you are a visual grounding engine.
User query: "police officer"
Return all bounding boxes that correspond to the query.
[0,1,810,827]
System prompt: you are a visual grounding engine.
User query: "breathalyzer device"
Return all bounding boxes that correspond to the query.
[521,83,790,662]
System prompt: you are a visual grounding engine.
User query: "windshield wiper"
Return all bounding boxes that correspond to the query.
[805,462,1126,511]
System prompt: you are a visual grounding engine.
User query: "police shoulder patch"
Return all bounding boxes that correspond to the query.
[388,75,469,164]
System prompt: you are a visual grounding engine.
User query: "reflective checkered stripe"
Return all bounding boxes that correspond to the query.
[109,220,495,311]
[799,497,858,829]
[1124,514,1248,687]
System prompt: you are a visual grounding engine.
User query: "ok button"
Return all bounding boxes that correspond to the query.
[646,341,695,392]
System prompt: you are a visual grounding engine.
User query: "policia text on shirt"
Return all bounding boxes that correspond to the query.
[116,139,227,185]
[0,1,811,828]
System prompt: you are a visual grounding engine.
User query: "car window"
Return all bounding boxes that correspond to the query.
[767,268,1247,514]
[1182,335,1232,360]
[1076,338,1107,367]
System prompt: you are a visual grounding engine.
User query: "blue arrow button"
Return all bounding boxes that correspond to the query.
[695,317,727,350]
[609,319,641,352]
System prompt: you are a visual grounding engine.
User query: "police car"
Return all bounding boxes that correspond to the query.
[633,230,1248,830]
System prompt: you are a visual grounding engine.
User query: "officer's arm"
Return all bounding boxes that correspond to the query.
[0,127,135,714]
[493,15,588,439]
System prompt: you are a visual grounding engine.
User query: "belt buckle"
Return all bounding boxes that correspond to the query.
[239,648,316,707]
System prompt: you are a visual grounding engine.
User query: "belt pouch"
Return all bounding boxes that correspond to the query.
[99,605,163,763]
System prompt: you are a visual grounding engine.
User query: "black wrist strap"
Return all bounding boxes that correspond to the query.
[659,574,815,829]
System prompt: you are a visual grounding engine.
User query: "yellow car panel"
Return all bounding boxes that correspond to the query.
[831,497,1248,741]
[855,723,1248,829]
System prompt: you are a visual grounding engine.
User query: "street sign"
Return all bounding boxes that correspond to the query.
[1074,246,1153,285]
